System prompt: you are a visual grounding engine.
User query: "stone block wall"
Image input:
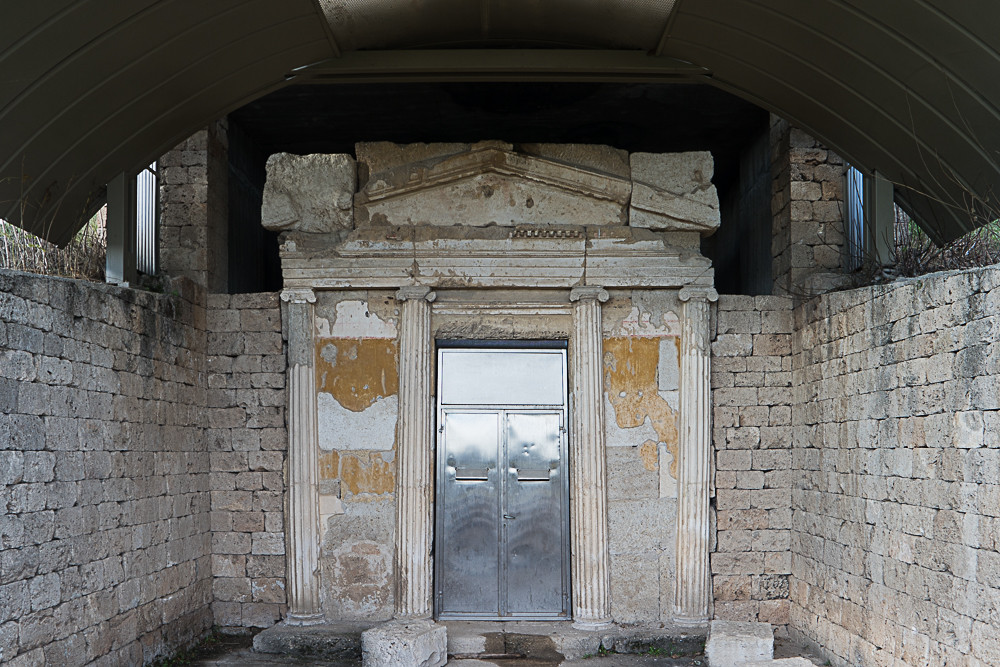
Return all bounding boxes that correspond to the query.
[159,121,229,292]
[205,293,288,632]
[0,270,211,666]
[771,117,847,297]
[791,266,1000,666]
[711,295,795,627]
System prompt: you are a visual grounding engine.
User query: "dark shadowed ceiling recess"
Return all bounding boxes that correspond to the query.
[2,0,998,245]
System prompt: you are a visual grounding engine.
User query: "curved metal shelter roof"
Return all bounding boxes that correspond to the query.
[2,0,998,245]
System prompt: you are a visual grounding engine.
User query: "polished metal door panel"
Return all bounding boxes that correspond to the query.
[504,412,568,616]
[438,411,500,616]
[436,347,569,621]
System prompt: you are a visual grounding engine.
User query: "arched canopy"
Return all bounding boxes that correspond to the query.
[2,0,998,245]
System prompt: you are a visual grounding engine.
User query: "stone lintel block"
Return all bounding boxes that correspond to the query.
[361,620,446,667]
[706,620,774,667]
[355,142,630,228]
[262,153,355,233]
[629,151,721,235]
[744,659,818,667]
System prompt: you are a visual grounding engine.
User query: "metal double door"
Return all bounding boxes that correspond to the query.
[435,348,570,620]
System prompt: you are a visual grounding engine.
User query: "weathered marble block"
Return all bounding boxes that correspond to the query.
[361,619,446,667]
[630,151,721,234]
[262,153,355,233]
[354,141,631,227]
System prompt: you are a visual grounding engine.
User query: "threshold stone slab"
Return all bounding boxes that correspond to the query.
[252,621,371,661]
[705,620,773,667]
[361,619,447,667]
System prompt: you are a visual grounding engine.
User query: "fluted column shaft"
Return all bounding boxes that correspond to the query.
[569,286,612,629]
[281,288,324,625]
[394,286,436,618]
[674,286,719,625]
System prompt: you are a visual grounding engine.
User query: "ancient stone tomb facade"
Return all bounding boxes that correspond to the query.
[262,142,720,628]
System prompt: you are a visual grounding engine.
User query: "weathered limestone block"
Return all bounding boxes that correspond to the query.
[361,620,446,667]
[630,151,721,234]
[518,143,631,178]
[706,620,774,666]
[354,141,630,227]
[262,153,355,233]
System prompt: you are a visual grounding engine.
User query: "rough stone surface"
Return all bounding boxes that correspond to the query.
[517,143,631,179]
[0,270,213,665]
[159,122,229,291]
[712,295,794,628]
[791,265,1000,667]
[252,621,369,661]
[706,620,774,666]
[355,141,476,178]
[262,153,355,233]
[361,619,446,667]
[629,151,721,233]
[603,291,682,623]
[207,292,288,631]
[770,119,847,296]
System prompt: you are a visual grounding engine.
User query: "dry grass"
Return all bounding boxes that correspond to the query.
[0,207,107,281]
[892,206,1000,277]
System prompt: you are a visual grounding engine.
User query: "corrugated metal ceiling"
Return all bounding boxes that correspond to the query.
[1,0,997,245]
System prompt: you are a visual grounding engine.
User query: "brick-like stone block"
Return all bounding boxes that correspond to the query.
[361,620,446,667]
[706,620,773,666]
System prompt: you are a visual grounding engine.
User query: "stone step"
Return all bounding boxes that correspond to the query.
[446,621,706,662]
[705,620,775,667]
[252,621,373,663]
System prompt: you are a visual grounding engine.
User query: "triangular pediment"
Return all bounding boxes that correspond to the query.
[355,145,631,227]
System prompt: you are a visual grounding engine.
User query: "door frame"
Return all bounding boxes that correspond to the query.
[433,342,571,621]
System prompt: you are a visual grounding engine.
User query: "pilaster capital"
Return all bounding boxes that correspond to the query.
[280,287,316,304]
[678,286,719,303]
[569,286,610,303]
[396,285,437,303]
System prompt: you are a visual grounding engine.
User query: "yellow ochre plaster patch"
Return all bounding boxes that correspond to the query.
[340,452,395,496]
[603,336,680,476]
[316,338,399,412]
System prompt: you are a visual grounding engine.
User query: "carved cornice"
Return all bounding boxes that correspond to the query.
[360,147,631,205]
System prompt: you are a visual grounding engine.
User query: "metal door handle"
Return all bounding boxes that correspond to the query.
[504,514,516,520]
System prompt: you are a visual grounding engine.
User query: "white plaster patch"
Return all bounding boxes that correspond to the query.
[318,392,398,451]
[659,390,679,413]
[316,300,397,339]
[604,394,659,447]
[659,443,677,498]
[320,494,345,529]
[658,337,680,391]
[611,306,681,337]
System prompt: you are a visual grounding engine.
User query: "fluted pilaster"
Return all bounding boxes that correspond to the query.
[674,286,718,625]
[281,288,324,625]
[394,285,437,618]
[569,286,612,629]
